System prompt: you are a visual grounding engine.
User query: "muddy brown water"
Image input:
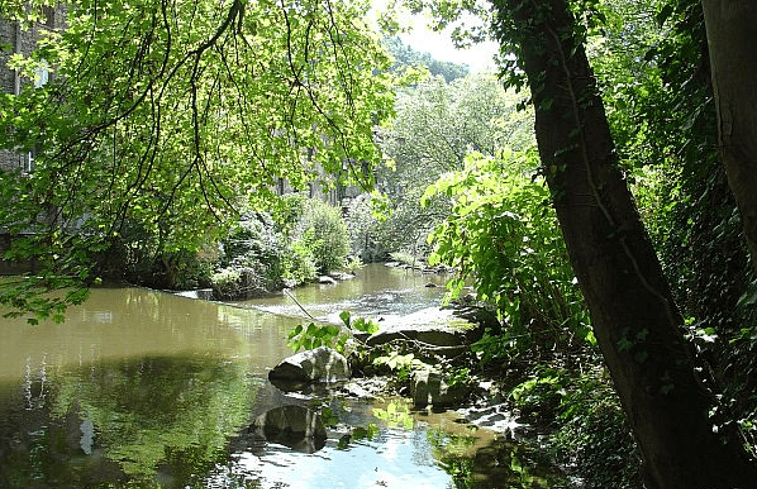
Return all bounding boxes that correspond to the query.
[0,264,568,488]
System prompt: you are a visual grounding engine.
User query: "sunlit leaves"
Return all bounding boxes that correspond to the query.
[424,149,592,354]
[1,0,397,319]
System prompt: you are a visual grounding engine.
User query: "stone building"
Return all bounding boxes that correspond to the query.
[1,6,64,273]
[0,6,62,173]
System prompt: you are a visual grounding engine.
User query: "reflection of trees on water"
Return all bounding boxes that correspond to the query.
[23,353,49,411]
[0,354,260,489]
[427,429,568,489]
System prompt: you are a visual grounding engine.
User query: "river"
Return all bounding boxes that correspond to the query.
[0,264,567,488]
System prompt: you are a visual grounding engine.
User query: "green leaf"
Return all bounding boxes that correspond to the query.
[340,310,352,328]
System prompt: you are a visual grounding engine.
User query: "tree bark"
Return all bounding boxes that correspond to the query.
[701,0,757,276]
[492,0,757,487]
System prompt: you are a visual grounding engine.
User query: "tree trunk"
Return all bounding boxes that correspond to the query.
[701,0,757,276]
[491,0,757,487]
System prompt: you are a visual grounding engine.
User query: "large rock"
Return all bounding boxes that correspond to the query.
[269,346,351,385]
[411,370,470,408]
[365,328,465,347]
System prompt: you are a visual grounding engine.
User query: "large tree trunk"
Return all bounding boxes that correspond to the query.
[701,0,757,276]
[491,0,757,487]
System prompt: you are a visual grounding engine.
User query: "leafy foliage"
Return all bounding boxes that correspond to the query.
[424,150,592,359]
[551,374,643,489]
[209,196,350,298]
[294,197,350,274]
[0,0,396,320]
[383,36,469,83]
[363,73,533,259]
[287,310,379,354]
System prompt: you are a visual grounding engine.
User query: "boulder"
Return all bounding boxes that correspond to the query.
[366,328,465,347]
[269,346,351,385]
[411,370,470,408]
[329,272,356,281]
[318,275,337,285]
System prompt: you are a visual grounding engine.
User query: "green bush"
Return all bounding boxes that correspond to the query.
[276,193,310,234]
[344,193,387,262]
[209,267,242,300]
[280,228,318,286]
[424,149,593,360]
[204,195,352,297]
[295,198,349,274]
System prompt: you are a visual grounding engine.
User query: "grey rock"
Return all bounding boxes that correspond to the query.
[269,346,351,384]
[411,370,469,408]
[318,275,337,285]
[366,328,464,347]
[329,272,356,281]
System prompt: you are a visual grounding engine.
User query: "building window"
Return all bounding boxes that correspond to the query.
[20,149,36,175]
[42,6,55,29]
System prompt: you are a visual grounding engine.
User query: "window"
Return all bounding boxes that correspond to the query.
[34,60,49,88]
[20,149,36,175]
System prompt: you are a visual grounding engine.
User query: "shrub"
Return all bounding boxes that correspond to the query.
[295,199,349,274]
[280,228,318,286]
[209,267,242,300]
[344,193,387,262]
[424,149,593,359]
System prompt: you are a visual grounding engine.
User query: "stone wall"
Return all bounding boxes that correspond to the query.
[1,7,63,173]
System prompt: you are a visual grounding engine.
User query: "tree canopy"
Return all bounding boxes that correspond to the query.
[1,0,395,321]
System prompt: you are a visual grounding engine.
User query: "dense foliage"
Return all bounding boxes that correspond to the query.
[0,0,395,320]
[383,36,470,82]
[209,195,349,300]
[424,150,592,359]
[349,72,533,261]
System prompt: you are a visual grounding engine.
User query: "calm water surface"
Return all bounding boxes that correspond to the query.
[0,265,565,488]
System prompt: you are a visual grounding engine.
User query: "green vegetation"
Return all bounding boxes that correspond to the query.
[210,196,351,299]
[3,0,757,486]
[0,0,395,318]
[287,310,379,354]
[351,72,533,261]
[424,149,593,356]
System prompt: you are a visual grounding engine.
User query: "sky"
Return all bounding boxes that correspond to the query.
[399,21,500,74]
[367,0,500,74]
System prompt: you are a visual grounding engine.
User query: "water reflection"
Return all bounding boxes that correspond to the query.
[0,353,261,488]
[0,267,567,488]
[245,405,327,453]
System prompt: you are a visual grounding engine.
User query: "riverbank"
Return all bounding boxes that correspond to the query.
[260,264,641,488]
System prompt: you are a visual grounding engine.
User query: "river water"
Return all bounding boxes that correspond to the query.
[0,264,567,489]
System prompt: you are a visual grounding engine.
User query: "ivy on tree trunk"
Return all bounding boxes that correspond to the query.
[702,0,757,276]
[491,0,757,486]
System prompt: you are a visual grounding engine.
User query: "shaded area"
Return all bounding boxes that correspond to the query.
[236,405,327,454]
[0,354,260,489]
